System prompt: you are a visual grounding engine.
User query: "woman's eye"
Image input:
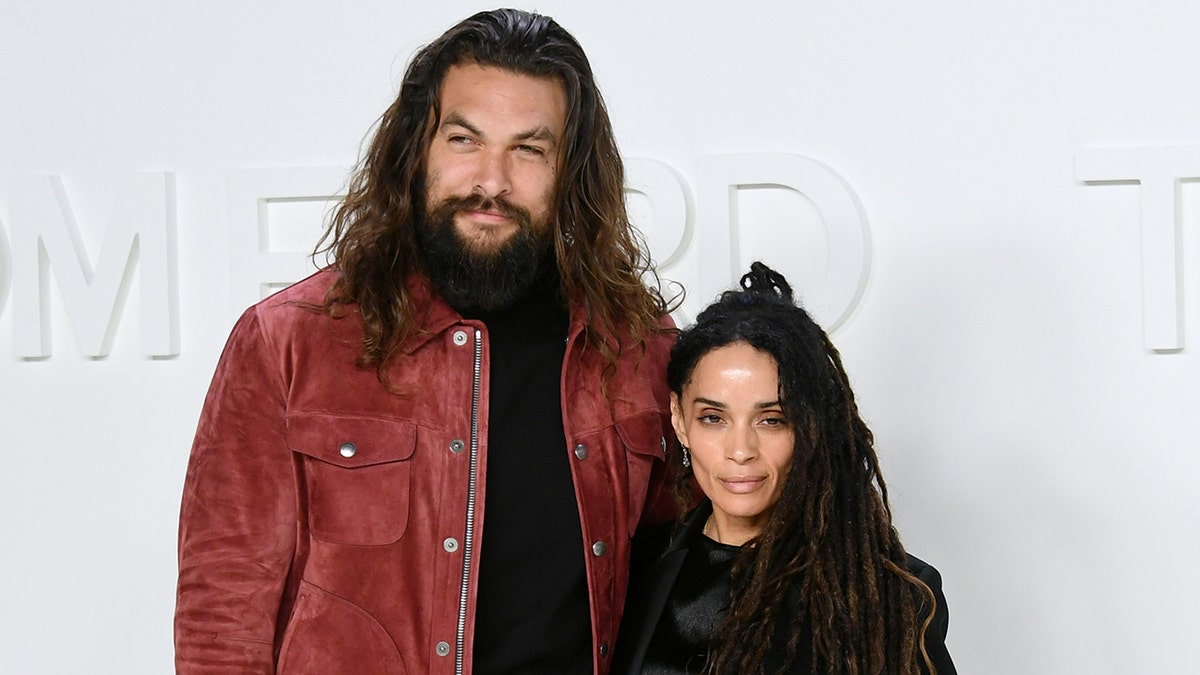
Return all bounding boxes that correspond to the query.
[699,414,723,424]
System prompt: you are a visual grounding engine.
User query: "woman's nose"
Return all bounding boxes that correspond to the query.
[728,427,759,463]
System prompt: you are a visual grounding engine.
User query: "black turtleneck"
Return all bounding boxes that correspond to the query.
[461,267,592,674]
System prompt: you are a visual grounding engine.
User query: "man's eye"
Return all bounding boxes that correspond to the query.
[516,144,545,156]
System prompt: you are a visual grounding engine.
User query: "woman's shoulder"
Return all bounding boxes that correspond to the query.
[904,553,951,602]
[631,501,712,565]
[903,552,958,675]
[629,519,676,574]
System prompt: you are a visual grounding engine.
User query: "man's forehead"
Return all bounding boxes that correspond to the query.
[434,63,568,135]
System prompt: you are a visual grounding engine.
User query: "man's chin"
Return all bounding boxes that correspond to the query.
[416,206,552,312]
[460,233,519,256]
[454,220,522,253]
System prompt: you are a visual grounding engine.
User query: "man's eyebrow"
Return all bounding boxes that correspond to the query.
[440,112,482,136]
[440,112,557,147]
[514,126,558,145]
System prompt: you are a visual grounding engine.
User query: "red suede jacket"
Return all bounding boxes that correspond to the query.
[175,270,676,674]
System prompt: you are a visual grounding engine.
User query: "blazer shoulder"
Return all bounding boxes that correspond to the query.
[904,553,947,594]
[904,553,957,675]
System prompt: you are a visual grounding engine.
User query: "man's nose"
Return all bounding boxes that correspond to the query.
[472,149,512,198]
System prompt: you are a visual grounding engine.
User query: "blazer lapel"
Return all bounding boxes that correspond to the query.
[614,501,713,674]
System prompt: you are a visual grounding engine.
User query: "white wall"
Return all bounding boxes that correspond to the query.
[3,1,1198,672]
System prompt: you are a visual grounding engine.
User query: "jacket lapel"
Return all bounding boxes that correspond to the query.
[615,501,712,674]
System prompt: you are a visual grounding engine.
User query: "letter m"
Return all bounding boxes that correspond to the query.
[11,173,178,357]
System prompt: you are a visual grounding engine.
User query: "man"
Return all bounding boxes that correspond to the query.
[174,9,677,675]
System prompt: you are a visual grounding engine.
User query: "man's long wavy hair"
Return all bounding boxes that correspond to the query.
[315,8,669,381]
[667,262,938,675]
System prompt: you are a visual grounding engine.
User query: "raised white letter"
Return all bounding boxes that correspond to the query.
[696,153,870,331]
[625,158,691,269]
[1075,146,1200,351]
[10,173,178,358]
[0,217,11,320]
[227,167,346,316]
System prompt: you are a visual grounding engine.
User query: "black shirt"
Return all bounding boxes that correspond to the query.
[466,270,592,674]
[642,536,738,674]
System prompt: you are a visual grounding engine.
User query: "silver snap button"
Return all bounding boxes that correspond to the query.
[592,541,607,557]
[660,436,667,452]
[450,439,465,454]
[339,442,356,458]
[452,330,468,346]
[435,641,451,656]
[599,641,609,657]
[574,443,588,460]
[443,537,459,553]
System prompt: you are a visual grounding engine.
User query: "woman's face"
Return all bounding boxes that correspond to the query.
[671,342,795,545]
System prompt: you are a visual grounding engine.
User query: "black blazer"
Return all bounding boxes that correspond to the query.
[612,501,957,674]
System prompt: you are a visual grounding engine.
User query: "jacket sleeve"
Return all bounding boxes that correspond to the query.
[175,308,296,673]
[916,560,958,675]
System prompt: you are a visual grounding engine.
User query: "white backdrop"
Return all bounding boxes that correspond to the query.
[3,1,1199,673]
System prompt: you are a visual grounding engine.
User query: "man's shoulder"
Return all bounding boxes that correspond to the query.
[232,269,356,350]
[609,311,677,360]
[256,269,339,311]
[629,312,677,373]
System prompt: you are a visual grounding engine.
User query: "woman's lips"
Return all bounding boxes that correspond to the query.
[719,476,766,494]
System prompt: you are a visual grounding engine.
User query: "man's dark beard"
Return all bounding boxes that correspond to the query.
[416,194,553,313]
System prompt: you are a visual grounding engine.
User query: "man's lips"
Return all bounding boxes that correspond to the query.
[461,208,512,224]
[719,476,767,494]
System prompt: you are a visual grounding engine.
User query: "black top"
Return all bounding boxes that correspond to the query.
[641,535,738,674]
[613,501,957,675]
[465,268,592,674]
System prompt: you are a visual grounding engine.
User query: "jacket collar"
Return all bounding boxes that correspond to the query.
[665,499,715,555]
[393,273,469,355]
[397,271,606,355]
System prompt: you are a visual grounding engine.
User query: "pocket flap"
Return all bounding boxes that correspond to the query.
[287,413,418,468]
[615,411,668,459]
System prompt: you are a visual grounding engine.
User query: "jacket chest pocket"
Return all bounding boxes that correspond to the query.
[287,413,417,546]
[616,411,670,531]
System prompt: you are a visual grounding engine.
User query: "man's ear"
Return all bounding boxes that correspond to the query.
[669,393,688,448]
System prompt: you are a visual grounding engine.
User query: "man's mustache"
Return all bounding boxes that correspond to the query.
[438,194,533,228]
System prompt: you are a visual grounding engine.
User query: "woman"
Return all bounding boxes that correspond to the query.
[613,262,956,674]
